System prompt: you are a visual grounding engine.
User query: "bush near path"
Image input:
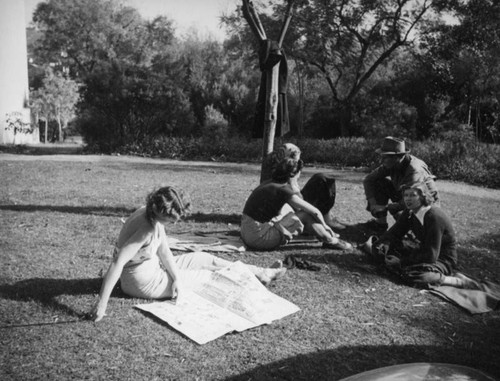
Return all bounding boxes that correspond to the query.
[3,136,499,189]
[103,137,500,190]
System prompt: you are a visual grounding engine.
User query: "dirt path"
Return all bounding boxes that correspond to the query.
[2,152,499,200]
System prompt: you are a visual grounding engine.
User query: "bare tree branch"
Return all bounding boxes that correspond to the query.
[242,0,266,41]
[278,0,295,47]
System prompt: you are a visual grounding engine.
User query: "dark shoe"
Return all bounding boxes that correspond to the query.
[363,219,388,233]
[296,260,321,271]
[322,239,353,252]
[283,254,297,269]
[283,255,321,271]
[270,260,283,269]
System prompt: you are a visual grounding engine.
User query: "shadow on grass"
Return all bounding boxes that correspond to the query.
[186,212,241,224]
[0,204,242,225]
[285,248,405,286]
[456,243,500,282]
[338,223,383,244]
[469,231,500,252]
[0,143,84,155]
[278,222,376,252]
[0,204,135,217]
[0,277,112,319]
[223,344,498,381]
[324,224,500,282]
[120,162,261,175]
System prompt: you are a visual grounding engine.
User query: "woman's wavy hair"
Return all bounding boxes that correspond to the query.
[271,158,304,183]
[145,186,191,224]
[262,143,301,179]
[402,183,434,206]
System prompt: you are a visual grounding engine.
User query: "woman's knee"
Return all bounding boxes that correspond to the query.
[194,251,217,265]
[296,210,314,225]
[241,230,282,251]
[176,251,216,269]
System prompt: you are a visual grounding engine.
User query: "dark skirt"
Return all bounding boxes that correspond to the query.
[301,173,336,215]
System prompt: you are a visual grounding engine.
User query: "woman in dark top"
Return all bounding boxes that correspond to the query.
[241,158,353,251]
[373,183,470,287]
[260,143,345,230]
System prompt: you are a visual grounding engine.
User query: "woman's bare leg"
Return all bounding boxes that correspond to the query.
[441,273,479,289]
[295,211,339,243]
[175,251,286,285]
[175,251,232,270]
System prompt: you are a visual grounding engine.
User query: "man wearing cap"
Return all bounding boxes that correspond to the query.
[363,136,439,231]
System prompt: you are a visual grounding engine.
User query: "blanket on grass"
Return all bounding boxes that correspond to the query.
[428,275,500,314]
[359,237,500,314]
[168,231,320,254]
[169,231,246,253]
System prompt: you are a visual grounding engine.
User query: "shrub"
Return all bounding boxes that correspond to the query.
[292,137,377,168]
[200,105,229,140]
[91,135,500,189]
[412,139,500,188]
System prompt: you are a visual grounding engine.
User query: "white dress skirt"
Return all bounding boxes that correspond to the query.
[118,225,225,299]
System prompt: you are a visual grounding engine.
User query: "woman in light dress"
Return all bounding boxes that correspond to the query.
[89,186,285,322]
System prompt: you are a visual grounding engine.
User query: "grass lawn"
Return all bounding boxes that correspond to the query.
[1,153,499,381]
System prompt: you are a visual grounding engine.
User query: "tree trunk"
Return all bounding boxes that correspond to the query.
[57,114,63,142]
[241,0,295,180]
[297,65,304,136]
[475,101,480,142]
[259,63,280,182]
[338,102,352,137]
[44,119,48,144]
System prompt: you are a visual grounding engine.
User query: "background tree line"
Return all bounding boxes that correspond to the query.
[28,0,499,150]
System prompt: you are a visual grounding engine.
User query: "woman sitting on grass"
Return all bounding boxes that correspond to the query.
[89,186,286,322]
[241,158,353,251]
[261,143,347,230]
[371,183,475,288]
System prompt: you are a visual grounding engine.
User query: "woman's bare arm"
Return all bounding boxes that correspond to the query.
[90,226,151,321]
[287,194,335,237]
[156,228,181,298]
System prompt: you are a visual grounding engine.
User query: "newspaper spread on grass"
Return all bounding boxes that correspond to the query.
[135,261,300,344]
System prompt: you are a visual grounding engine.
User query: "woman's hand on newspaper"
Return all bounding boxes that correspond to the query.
[171,279,181,302]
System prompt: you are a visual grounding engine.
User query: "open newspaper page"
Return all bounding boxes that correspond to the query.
[194,261,299,326]
[135,261,299,344]
[135,290,255,345]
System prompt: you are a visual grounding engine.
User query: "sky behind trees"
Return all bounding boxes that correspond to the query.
[24,0,237,40]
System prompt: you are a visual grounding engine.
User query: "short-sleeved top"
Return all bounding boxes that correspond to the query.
[243,181,298,223]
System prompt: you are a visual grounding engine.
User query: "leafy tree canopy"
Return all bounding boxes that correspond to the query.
[33,0,175,78]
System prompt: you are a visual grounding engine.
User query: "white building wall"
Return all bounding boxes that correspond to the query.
[0,0,38,144]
